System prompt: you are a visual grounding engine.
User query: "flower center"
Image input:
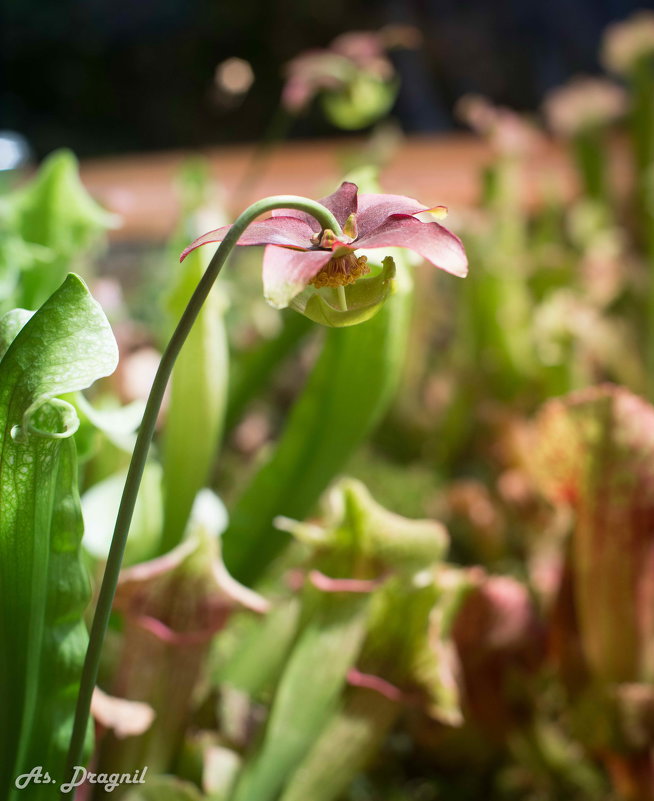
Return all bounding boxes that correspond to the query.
[310,253,370,288]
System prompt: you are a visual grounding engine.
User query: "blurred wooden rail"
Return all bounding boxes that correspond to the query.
[80,134,623,242]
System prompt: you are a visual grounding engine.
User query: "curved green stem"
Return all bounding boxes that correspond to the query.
[62,195,342,793]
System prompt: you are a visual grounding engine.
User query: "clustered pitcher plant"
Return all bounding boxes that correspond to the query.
[6,9,654,800]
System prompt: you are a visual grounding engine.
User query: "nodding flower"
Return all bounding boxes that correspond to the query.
[181,181,468,322]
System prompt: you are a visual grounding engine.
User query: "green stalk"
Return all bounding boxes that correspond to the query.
[231,106,293,212]
[572,127,606,203]
[62,195,343,793]
[630,57,654,397]
[334,285,348,310]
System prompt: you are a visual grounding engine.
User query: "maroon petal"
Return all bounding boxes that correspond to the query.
[272,181,359,233]
[319,181,359,225]
[355,193,429,237]
[179,216,315,261]
[355,214,468,277]
[262,245,333,308]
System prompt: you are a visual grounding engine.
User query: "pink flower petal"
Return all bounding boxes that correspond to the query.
[355,193,428,237]
[320,181,359,225]
[355,214,468,277]
[347,668,406,702]
[282,51,347,112]
[262,245,333,308]
[272,181,359,232]
[180,216,315,262]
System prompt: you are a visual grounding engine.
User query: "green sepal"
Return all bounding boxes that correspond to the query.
[321,75,399,130]
[290,256,396,328]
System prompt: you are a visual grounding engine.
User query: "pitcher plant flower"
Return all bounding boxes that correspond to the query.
[281,31,399,129]
[180,181,468,325]
[456,94,544,157]
[602,10,654,74]
[543,77,627,137]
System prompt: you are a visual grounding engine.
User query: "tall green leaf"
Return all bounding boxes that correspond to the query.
[230,589,371,801]
[160,162,229,554]
[223,260,412,585]
[0,274,118,800]
[160,245,228,553]
[279,687,399,801]
[225,311,311,432]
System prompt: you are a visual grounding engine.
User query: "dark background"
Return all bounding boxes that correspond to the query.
[3,0,653,159]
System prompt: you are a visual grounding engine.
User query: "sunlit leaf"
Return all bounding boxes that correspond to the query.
[230,588,370,801]
[0,274,118,801]
[160,182,229,554]
[82,462,163,566]
[4,150,118,309]
[279,687,398,801]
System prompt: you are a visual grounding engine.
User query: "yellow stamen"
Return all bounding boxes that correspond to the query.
[310,254,369,288]
[343,213,358,239]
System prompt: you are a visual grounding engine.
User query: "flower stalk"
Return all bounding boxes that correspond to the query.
[62,194,343,794]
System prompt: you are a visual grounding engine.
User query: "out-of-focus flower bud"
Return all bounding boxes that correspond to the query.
[543,77,627,137]
[282,31,398,130]
[456,94,545,157]
[212,57,254,109]
[602,11,654,75]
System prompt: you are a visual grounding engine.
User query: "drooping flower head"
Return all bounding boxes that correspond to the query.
[457,94,544,157]
[282,31,400,129]
[181,181,467,325]
[602,10,654,75]
[543,76,627,137]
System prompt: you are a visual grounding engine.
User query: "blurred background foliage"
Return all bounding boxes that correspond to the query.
[5,3,654,801]
[3,0,654,157]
